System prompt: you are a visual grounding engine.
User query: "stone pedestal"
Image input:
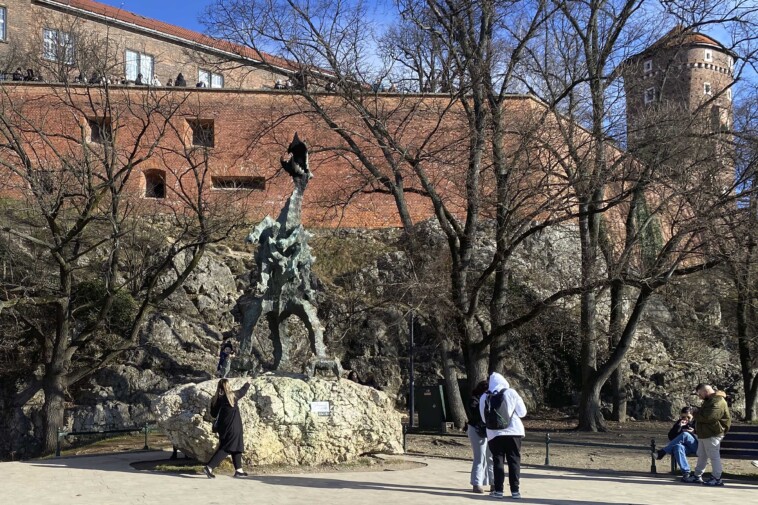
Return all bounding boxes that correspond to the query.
[152,375,403,466]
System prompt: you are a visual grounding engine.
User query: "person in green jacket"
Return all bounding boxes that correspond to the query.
[682,383,731,486]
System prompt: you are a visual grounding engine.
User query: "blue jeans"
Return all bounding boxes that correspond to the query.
[467,425,494,486]
[663,432,698,473]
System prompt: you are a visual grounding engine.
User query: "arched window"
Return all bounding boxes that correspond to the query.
[144,169,166,199]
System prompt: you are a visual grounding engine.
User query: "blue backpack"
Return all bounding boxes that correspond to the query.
[484,390,512,430]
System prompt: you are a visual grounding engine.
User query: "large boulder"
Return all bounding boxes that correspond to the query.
[152,375,403,466]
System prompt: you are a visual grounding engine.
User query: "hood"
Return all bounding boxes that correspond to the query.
[488,373,510,393]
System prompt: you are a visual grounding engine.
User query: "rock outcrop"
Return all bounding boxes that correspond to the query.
[152,376,403,466]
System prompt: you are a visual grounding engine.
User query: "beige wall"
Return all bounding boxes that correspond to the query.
[0,0,284,89]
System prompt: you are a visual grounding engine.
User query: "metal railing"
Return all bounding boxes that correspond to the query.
[55,422,154,457]
[544,433,659,474]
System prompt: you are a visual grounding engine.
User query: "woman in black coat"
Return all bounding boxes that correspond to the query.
[203,379,251,478]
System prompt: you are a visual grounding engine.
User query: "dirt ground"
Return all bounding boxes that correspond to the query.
[55,419,758,479]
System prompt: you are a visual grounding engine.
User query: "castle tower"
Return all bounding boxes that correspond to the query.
[622,26,736,152]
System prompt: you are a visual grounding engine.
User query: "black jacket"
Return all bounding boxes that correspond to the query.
[467,396,486,433]
[211,383,250,453]
[668,420,695,441]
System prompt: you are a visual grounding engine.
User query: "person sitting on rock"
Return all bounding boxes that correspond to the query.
[656,406,698,479]
[217,341,235,378]
[346,370,361,383]
[204,379,251,479]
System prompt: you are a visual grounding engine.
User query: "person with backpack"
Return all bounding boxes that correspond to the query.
[479,372,527,499]
[467,380,494,493]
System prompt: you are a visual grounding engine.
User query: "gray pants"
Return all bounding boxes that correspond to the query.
[694,435,724,479]
[467,424,494,486]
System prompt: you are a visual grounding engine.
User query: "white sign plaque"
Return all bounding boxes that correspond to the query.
[310,401,331,416]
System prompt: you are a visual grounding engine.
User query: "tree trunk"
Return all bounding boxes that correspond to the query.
[441,339,467,429]
[609,281,627,422]
[463,340,489,394]
[42,372,66,455]
[577,379,606,431]
[736,291,758,421]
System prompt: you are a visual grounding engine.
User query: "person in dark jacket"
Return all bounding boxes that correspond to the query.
[656,406,698,478]
[216,341,235,378]
[682,383,731,486]
[174,73,186,86]
[203,379,251,478]
[466,380,493,493]
[12,68,24,81]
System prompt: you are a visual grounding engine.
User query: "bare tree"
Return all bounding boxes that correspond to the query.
[0,78,246,455]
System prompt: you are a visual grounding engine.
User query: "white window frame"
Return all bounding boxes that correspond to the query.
[0,7,7,42]
[125,49,154,81]
[643,59,653,73]
[43,28,75,64]
[704,82,712,95]
[728,57,734,70]
[726,88,732,101]
[704,49,712,62]
[198,69,224,89]
[644,87,656,105]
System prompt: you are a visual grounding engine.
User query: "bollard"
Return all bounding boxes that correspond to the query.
[55,429,64,458]
[143,422,149,450]
[545,433,551,466]
[650,439,657,474]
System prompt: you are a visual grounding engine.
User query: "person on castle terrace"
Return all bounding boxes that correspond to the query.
[135,73,144,85]
[204,379,251,479]
[196,80,206,88]
[89,72,102,85]
[467,380,493,494]
[166,78,174,86]
[152,75,162,86]
[24,69,36,81]
[12,67,23,81]
[655,406,698,479]
[175,72,187,86]
[682,383,731,486]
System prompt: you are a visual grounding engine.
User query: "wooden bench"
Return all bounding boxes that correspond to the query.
[670,424,758,473]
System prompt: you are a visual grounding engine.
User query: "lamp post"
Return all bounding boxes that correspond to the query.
[408,309,415,428]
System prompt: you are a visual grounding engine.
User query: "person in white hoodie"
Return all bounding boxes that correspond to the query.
[479,372,527,499]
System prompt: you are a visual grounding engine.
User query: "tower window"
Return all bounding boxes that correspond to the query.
[644,87,656,105]
[144,170,166,199]
[728,57,734,70]
[727,88,732,101]
[643,59,653,73]
[704,83,712,96]
[704,49,712,62]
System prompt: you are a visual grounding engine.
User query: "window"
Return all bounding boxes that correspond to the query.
[188,119,214,147]
[643,59,653,73]
[727,88,732,101]
[43,29,75,64]
[704,82,712,95]
[704,49,712,62]
[125,50,154,82]
[88,118,112,144]
[728,57,734,70]
[0,7,6,42]
[144,170,166,199]
[211,176,265,190]
[198,69,224,89]
[644,87,656,105]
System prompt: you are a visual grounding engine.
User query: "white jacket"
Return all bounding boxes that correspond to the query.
[479,373,527,439]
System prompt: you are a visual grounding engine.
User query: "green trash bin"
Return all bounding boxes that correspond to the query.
[415,385,447,431]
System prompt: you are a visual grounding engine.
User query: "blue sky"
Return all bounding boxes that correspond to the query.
[98,1,210,32]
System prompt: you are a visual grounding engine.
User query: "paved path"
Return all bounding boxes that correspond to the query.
[1,451,755,504]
